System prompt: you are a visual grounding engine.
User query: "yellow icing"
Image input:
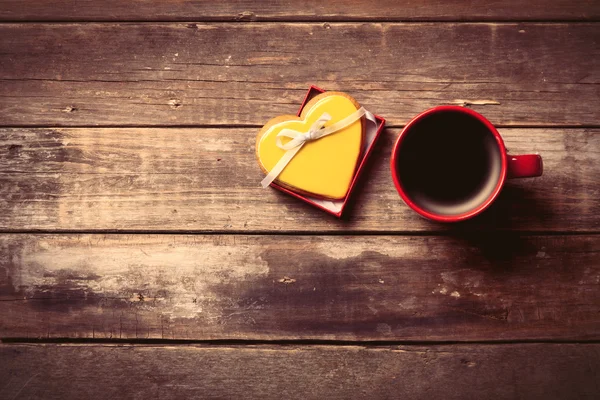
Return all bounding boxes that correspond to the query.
[257,94,363,199]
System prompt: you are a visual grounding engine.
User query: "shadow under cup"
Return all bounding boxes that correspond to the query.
[392,108,504,219]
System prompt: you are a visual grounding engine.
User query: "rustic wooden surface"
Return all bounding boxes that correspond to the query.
[1,344,599,400]
[0,128,598,232]
[1,234,599,340]
[1,23,598,127]
[0,0,599,398]
[1,0,598,21]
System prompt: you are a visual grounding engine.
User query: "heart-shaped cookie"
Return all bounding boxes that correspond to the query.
[256,92,365,199]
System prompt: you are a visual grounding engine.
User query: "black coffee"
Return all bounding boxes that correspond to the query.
[395,110,503,216]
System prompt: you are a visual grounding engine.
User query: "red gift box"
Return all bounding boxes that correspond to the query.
[266,86,386,218]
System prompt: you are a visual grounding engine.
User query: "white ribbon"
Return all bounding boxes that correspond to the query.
[261,107,376,188]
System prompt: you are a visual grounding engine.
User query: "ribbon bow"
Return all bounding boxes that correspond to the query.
[261,107,373,188]
[276,112,332,151]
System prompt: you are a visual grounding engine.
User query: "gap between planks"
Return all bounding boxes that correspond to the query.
[0,230,598,236]
[0,124,599,129]
[3,338,600,346]
[0,20,599,24]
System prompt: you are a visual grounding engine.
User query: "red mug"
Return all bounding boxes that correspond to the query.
[391,106,543,222]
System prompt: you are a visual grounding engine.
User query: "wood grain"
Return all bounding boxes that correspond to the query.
[1,127,598,232]
[1,234,598,341]
[0,23,598,127]
[1,343,599,400]
[1,0,598,21]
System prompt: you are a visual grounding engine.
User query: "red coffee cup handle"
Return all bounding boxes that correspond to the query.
[507,154,543,179]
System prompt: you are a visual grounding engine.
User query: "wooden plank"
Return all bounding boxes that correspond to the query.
[1,343,599,399]
[1,0,598,21]
[0,23,598,127]
[1,234,598,341]
[1,128,598,232]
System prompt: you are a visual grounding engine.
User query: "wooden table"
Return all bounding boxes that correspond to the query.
[1,1,599,398]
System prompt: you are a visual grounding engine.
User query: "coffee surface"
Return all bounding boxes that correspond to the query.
[395,110,503,216]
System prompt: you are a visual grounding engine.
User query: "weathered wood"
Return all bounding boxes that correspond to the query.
[0,23,598,126]
[1,0,598,21]
[1,128,598,232]
[1,343,599,399]
[1,234,598,340]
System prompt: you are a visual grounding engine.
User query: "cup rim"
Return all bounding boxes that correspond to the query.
[390,105,508,222]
